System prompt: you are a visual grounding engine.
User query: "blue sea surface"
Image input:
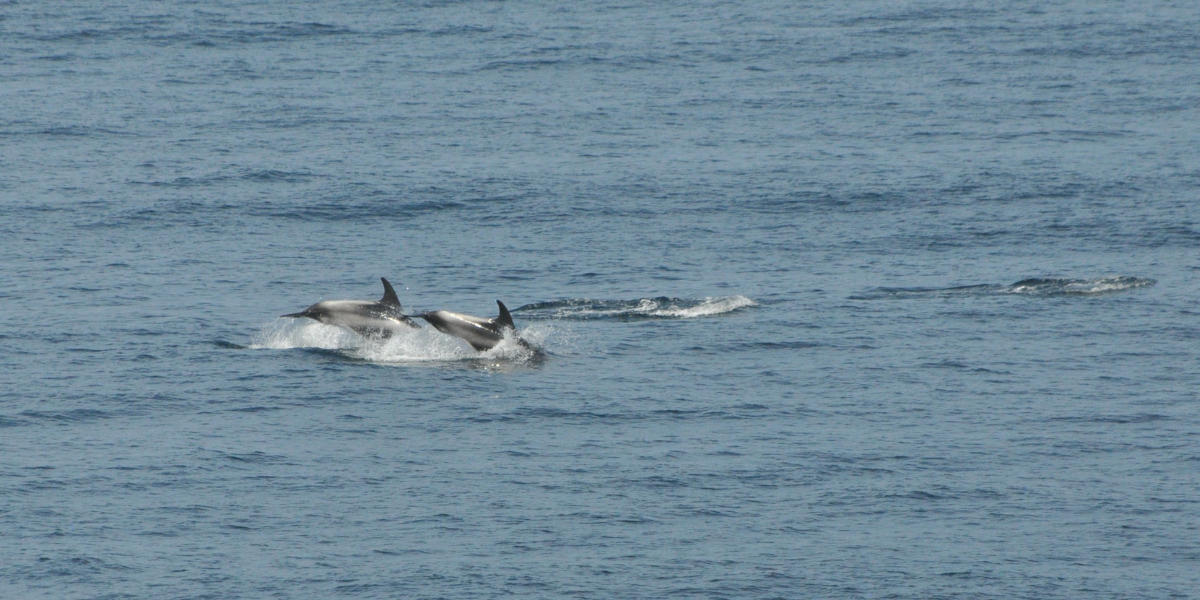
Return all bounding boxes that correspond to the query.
[3,1,1199,597]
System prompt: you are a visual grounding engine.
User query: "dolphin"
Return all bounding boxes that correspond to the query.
[282,278,419,338]
[417,301,532,352]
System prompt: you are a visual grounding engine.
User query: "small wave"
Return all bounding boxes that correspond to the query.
[854,276,1155,299]
[18,409,112,424]
[132,168,316,188]
[850,284,1002,299]
[239,169,316,183]
[247,198,466,222]
[514,296,755,320]
[249,319,545,365]
[0,415,29,428]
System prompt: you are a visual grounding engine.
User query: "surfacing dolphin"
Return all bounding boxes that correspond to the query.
[418,301,534,352]
[282,278,419,338]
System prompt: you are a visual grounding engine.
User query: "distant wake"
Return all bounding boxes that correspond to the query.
[853,276,1155,299]
[1004,277,1156,295]
[513,296,756,320]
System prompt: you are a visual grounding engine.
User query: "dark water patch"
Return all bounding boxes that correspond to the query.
[429,24,495,37]
[921,360,970,369]
[652,408,704,419]
[853,276,1155,299]
[122,328,165,337]
[733,403,770,411]
[1050,414,1171,425]
[839,7,997,26]
[240,169,318,183]
[256,21,355,39]
[463,405,740,425]
[248,198,467,222]
[850,284,1002,299]
[889,490,950,501]
[0,415,29,428]
[514,296,755,320]
[228,406,282,413]
[825,47,915,64]
[479,58,567,71]
[676,506,737,518]
[132,176,209,189]
[210,450,290,465]
[728,341,823,351]
[403,513,464,525]
[615,475,710,492]
[38,125,132,138]
[919,360,1001,373]
[17,555,137,579]
[18,409,111,424]
[497,268,540,281]
[373,548,429,556]
[466,407,632,424]
[131,169,317,188]
[188,22,356,46]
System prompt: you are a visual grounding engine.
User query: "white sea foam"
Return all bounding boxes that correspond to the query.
[249,319,552,364]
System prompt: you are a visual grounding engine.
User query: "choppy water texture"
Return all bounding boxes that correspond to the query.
[3,1,1199,598]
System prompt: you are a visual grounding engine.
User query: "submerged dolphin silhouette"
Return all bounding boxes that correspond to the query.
[282,278,419,338]
[418,301,532,352]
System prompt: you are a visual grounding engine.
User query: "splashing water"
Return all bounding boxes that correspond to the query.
[248,319,549,364]
[250,319,362,350]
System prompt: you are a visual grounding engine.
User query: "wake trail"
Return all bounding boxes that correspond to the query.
[514,295,756,320]
[851,276,1155,300]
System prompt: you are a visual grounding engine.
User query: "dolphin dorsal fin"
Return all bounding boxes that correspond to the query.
[495,300,515,330]
[380,278,402,311]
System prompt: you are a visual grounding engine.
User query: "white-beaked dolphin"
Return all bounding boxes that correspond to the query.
[282,278,419,338]
[417,301,533,352]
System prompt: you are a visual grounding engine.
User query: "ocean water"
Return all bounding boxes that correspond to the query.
[2,0,1199,597]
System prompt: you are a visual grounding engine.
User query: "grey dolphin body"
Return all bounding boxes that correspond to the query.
[282,278,419,338]
[418,301,532,352]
